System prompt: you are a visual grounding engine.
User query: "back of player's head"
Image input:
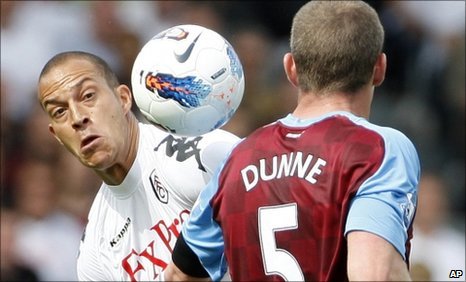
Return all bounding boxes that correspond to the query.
[290,1,384,93]
[38,51,120,90]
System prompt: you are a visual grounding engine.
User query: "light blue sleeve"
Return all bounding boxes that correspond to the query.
[344,126,420,260]
[182,161,228,281]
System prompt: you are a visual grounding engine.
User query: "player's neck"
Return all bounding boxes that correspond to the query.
[97,114,140,186]
[292,87,373,120]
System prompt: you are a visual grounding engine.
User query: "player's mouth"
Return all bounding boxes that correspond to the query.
[81,135,101,153]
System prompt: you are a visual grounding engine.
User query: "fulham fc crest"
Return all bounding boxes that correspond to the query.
[149,169,169,204]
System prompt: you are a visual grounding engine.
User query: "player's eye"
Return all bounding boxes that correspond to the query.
[83,92,95,100]
[51,107,66,119]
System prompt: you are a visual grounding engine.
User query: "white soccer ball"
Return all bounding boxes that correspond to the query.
[131,24,245,136]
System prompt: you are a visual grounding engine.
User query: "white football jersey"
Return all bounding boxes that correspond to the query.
[77,123,239,281]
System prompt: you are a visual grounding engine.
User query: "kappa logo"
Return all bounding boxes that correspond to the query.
[110,217,131,247]
[174,33,202,63]
[154,135,206,172]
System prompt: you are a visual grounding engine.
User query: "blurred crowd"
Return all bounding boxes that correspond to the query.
[1,1,464,281]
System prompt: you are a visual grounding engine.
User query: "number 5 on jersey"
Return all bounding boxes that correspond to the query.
[258,203,305,281]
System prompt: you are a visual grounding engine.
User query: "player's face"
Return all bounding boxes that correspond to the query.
[38,58,132,170]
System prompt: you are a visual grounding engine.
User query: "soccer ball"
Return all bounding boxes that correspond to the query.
[131,24,245,136]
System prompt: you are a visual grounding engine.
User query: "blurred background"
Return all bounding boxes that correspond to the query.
[1,1,464,281]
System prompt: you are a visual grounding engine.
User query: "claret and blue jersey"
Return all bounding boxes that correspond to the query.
[181,111,420,281]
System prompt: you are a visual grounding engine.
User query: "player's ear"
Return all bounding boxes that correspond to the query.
[116,85,133,114]
[283,52,298,88]
[373,53,386,87]
[49,124,64,145]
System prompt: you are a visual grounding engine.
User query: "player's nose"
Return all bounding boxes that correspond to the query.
[70,104,90,130]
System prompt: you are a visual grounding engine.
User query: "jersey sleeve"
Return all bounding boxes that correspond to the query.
[77,211,108,280]
[77,249,107,281]
[160,129,240,208]
[344,127,420,260]
[181,128,239,203]
[200,129,241,177]
[180,161,229,281]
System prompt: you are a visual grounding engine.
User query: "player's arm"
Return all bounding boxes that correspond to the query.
[347,231,412,281]
[164,232,211,281]
[345,128,420,281]
[167,155,229,281]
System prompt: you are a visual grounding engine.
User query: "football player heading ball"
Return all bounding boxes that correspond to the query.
[37,24,242,281]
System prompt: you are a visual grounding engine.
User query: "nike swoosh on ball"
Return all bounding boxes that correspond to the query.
[174,33,202,63]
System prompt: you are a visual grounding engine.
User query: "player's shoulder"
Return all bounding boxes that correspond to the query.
[360,119,407,139]
[313,112,416,149]
[85,183,109,228]
[331,113,415,149]
[138,122,172,140]
[200,128,241,143]
[360,119,417,152]
[353,117,420,169]
[197,129,241,167]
